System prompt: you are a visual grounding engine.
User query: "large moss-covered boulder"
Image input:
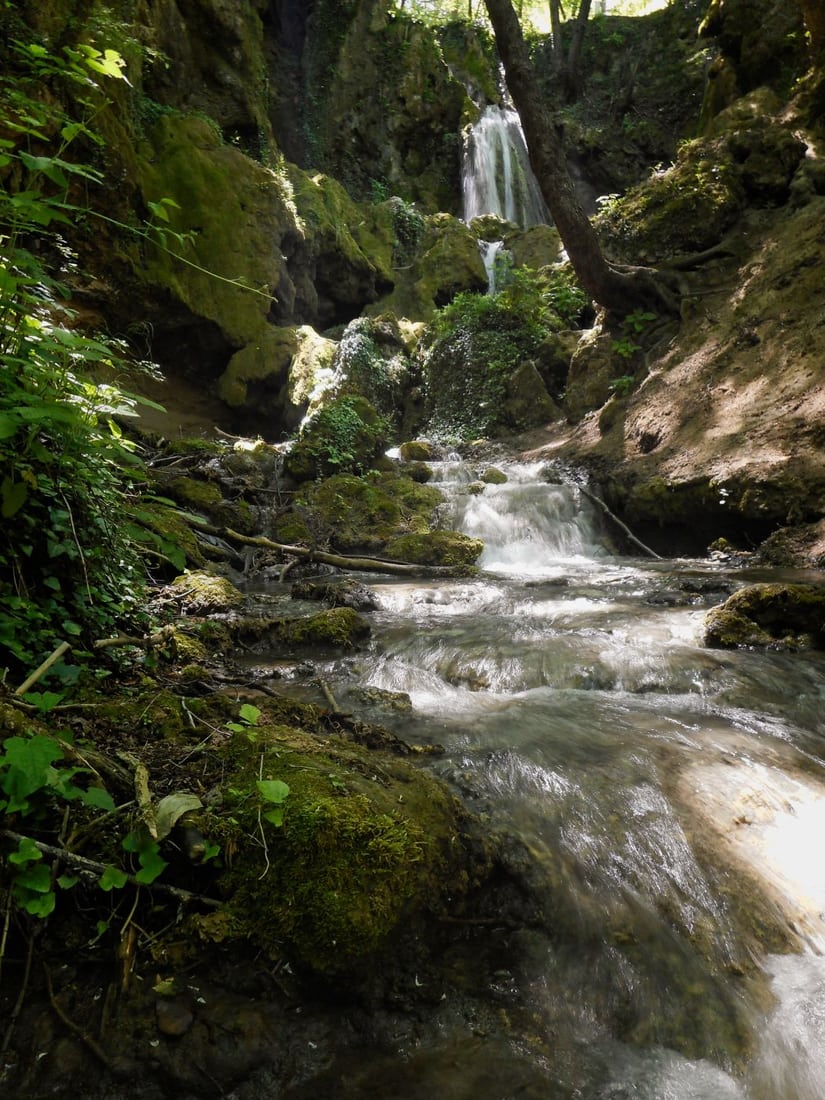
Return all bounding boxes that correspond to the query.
[704,583,825,649]
[283,397,389,483]
[205,715,485,973]
[386,531,483,569]
[275,472,442,554]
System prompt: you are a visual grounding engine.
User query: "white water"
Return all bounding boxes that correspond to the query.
[462,105,549,227]
[269,461,825,1098]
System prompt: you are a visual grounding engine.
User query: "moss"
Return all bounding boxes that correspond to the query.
[171,571,244,614]
[480,467,508,485]
[386,531,483,569]
[399,440,436,462]
[164,476,224,510]
[284,396,389,483]
[280,607,371,650]
[211,725,478,973]
[218,326,299,409]
[277,471,442,554]
[136,500,206,568]
[704,583,825,649]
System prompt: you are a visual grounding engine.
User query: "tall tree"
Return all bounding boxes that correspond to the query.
[483,0,678,314]
[797,0,824,62]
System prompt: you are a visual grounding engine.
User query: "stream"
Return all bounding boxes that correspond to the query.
[259,461,825,1099]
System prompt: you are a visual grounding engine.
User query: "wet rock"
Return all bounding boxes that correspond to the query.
[290,578,379,612]
[704,583,825,649]
[385,531,483,569]
[399,439,436,462]
[155,998,194,1037]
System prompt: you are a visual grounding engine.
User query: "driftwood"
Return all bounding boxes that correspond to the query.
[579,486,662,560]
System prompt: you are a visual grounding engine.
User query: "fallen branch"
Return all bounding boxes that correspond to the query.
[579,486,662,560]
[221,528,472,577]
[0,831,221,908]
[15,641,72,696]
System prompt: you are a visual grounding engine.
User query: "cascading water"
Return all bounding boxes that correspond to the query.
[462,105,549,227]
[258,461,825,1099]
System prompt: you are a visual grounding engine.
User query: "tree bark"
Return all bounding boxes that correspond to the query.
[564,0,592,98]
[797,0,825,61]
[483,0,679,315]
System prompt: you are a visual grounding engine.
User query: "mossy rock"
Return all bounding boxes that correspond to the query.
[704,583,825,649]
[503,361,561,431]
[276,472,442,554]
[217,326,299,411]
[171,571,244,614]
[386,531,483,569]
[279,607,371,650]
[480,467,508,485]
[200,711,484,974]
[284,396,389,483]
[136,500,206,569]
[163,476,224,511]
[398,439,436,462]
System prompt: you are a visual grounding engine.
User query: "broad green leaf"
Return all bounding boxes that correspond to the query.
[19,152,68,188]
[8,836,43,865]
[256,779,290,805]
[80,786,116,811]
[155,792,202,840]
[134,846,168,885]
[20,891,56,917]
[239,703,261,726]
[1,735,64,811]
[2,477,28,518]
[98,865,128,891]
[263,807,285,827]
[57,874,79,889]
[0,414,19,439]
[22,690,64,712]
[14,862,52,893]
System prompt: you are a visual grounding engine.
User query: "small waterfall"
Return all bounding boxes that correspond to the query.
[478,239,505,293]
[462,105,549,228]
[433,460,604,573]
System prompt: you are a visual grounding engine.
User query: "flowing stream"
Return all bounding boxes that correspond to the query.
[462,105,549,227]
[271,461,825,1099]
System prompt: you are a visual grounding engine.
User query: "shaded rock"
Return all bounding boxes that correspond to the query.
[155,998,194,1037]
[704,583,825,649]
[399,440,436,462]
[283,397,389,483]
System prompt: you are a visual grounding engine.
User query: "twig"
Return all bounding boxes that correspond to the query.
[256,755,270,882]
[15,641,72,695]
[0,831,221,908]
[44,964,115,1070]
[0,889,11,987]
[578,486,661,559]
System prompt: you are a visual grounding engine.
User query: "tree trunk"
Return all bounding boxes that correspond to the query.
[483,0,678,315]
[564,0,592,99]
[797,0,825,61]
[549,0,563,71]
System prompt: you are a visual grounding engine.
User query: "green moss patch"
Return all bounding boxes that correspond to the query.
[386,531,483,569]
[704,583,825,649]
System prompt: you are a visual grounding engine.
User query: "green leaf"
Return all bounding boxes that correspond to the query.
[20,890,56,917]
[1,735,64,812]
[256,779,290,805]
[98,865,128,891]
[238,703,261,726]
[19,151,68,188]
[263,807,285,827]
[22,690,64,712]
[2,477,28,519]
[14,862,52,893]
[134,846,168,885]
[57,874,79,889]
[80,786,116,811]
[8,836,43,865]
[0,414,20,440]
[62,620,83,636]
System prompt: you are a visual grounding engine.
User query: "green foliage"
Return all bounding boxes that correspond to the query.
[0,727,117,915]
[611,309,656,359]
[0,40,184,679]
[284,396,391,483]
[389,196,425,265]
[423,266,586,438]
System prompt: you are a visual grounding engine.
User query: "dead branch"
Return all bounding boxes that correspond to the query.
[579,486,662,559]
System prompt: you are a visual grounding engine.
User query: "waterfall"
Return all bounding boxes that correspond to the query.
[462,105,549,228]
